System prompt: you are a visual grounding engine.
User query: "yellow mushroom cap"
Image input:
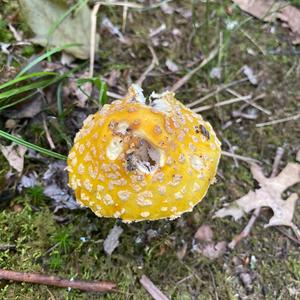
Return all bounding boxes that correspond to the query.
[67,85,221,222]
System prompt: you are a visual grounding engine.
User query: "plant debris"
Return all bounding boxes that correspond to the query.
[215,153,300,234]
[0,268,116,293]
[103,225,123,256]
[140,275,170,300]
[19,0,99,58]
[42,161,79,211]
[0,143,26,173]
[233,0,300,44]
[193,224,227,260]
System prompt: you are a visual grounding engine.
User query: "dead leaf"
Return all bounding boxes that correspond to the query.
[194,224,213,242]
[0,143,26,173]
[42,161,80,211]
[165,59,179,72]
[214,160,300,229]
[194,225,227,260]
[233,0,284,21]
[278,6,300,44]
[19,0,99,59]
[201,241,227,260]
[176,243,188,260]
[4,95,43,119]
[242,65,258,85]
[18,173,38,191]
[103,225,123,256]
[233,0,300,44]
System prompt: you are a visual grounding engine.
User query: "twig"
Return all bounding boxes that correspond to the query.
[228,147,285,249]
[136,45,159,86]
[223,138,239,168]
[176,274,193,285]
[238,28,266,55]
[0,244,16,251]
[89,2,101,78]
[228,208,261,249]
[0,269,117,293]
[270,147,284,177]
[107,91,123,99]
[42,115,55,150]
[140,275,170,300]
[122,0,128,32]
[192,95,251,113]
[8,23,22,42]
[256,113,300,127]
[170,47,219,92]
[94,1,143,8]
[186,78,248,108]
[226,89,270,115]
[221,150,261,164]
[273,226,300,246]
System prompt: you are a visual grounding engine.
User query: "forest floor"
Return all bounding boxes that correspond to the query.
[0,0,300,299]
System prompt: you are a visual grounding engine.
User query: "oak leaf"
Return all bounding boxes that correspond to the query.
[215,161,300,229]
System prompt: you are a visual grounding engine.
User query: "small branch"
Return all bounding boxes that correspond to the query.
[186,77,248,108]
[107,91,124,99]
[42,115,55,150]
[89,2,101,78]
[256,113,300,128]
[140,275,170,300]
[0,244,16,251]
[0,269,117,293]
[226,89,270,115]
[136,45,159,86]
[229,147,285,249]
[170,47,219,93]
[94,1,143,9]
[192,95,251,113]
[238,28,266,55]
[229,207,261,249]
[122,0,128,32]
[221,150,261,164]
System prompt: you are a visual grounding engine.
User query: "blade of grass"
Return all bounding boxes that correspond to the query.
[16,44,79,78]
[0,91,39,111]
[0,79,55,100]
[1,63,87,109]
[56,81,64,119]
[0,72,57,90]
[0,130,67,160]
[95,78,107,106]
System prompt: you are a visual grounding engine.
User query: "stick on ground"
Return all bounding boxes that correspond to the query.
[140,275,170,300]
[0,269,117,293]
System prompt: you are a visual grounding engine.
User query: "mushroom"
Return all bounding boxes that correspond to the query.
[67,85,221,222]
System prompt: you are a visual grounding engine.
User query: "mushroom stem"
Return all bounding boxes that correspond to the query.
[0,269,117,293]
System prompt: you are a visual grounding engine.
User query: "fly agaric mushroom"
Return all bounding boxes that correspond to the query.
[67,85,221,222]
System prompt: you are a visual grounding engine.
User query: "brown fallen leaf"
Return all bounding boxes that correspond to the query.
[19,0,99,59]
[0,143,26,173]
[3,95,43,119]
[194,225,227,260]
[214,157,300,232]
[194,224,213,242]
[233,0,300,44]
[200,242,227,260]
